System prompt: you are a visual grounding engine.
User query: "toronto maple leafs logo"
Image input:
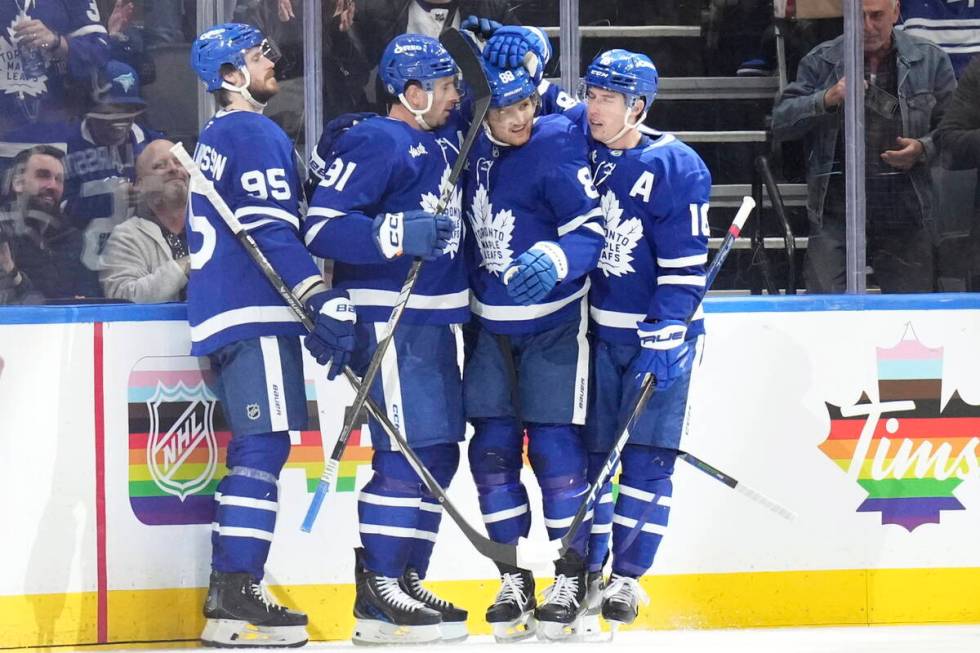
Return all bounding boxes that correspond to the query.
[469,184,515,275]
[1,14,48,101]
[420,164,462,257]
[818,325,980,532]
[598,190,643,278]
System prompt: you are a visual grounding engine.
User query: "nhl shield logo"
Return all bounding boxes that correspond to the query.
[146,381,218,501]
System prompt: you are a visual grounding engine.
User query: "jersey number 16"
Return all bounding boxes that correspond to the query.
[689,203,710,237]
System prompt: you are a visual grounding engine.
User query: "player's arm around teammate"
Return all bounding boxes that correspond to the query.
[487,30,715,630]
[461,58,605,641]
[303,34,473,646]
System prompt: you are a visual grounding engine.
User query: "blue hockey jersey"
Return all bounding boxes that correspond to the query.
[0,0,109,129]
[304,113,469,325]
[539,83,712,345]
[186,110,323,355]
[464,113,604,335]
[901,0,980,77]
[2,117,160,270]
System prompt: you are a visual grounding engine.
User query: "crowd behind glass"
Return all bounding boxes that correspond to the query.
[0,0,977,306]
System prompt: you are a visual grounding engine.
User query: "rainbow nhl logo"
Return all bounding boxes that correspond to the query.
[146,380,219,502]
[818,326,980,531]
[127,356,370,526]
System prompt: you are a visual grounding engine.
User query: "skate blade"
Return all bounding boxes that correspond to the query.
[201,619,308,648]
[440,620,469,643]
[352,618,442,646]
[491,614,537,643]
[574,612,607,643]
[535,617,582,642]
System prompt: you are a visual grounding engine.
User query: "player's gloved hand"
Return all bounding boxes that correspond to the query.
[373,210,453,261]
[461,15,502,40]
[503,241,568,305]
[304,289,357,381]
[484,26,552,82]
[629,319,692,391]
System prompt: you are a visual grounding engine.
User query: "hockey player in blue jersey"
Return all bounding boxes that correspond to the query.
[484,31,712,630]
[187,23,356,648]
[304,34,469,645]
[461,60,605,641]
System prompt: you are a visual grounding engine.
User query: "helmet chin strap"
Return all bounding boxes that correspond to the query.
[398,91,434,131]
[222,66,267,112]
[482,121,511,147]
[600,97,647,147]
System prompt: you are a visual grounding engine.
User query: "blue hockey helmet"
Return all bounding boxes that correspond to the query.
[583,49,659,112]
[191,23,278,92]
[485,61,537,109]
[379,34,457,96]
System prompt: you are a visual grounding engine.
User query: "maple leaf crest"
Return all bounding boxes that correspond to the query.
[469,184,514,275]
[598,190,643,278]
[2,16,48,100]
[817,325,980,532]
[420,164,462,257]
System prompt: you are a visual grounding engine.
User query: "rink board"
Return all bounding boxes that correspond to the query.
[4,296,980,648]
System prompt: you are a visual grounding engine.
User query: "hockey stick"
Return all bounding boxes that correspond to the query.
[300,28,494,532]
[554,196,764,559]
[676,450,796,520]
[172,144,555,569]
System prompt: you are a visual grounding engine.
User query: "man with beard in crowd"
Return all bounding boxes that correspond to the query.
[0,144,99,303]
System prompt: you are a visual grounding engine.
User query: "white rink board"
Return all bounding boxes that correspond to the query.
[4,296,980,646]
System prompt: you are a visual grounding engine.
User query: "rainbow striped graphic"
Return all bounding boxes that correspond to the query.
[127,357,374,526]
[818,329,980,531]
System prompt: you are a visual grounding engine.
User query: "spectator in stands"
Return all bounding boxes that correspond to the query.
[234,0,371,126]
[772,0,955,293]
[100,138,189,302]
[354,0,519,111]
[0,145,99,302]
[105,0,157,87]
[0,0,111,132]
[3,60,161,273]
[937,54,980,290]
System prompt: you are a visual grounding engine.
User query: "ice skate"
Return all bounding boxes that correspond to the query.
[201,570,308,648]
[577,570,607,641]
[352,548,442,645]
[535,551,588,642]
[486,567,537,642]
[602,573,650,636]
[400,567,468,642]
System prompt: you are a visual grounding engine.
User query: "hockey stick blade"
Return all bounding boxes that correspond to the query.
[300,28,495,531]
[550,197,756,560]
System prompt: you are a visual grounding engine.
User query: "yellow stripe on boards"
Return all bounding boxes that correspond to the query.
[5,568,980,648]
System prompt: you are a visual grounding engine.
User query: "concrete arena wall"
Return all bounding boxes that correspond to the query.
[3,295,980,648]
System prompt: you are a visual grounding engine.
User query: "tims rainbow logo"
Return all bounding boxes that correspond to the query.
[127,357,372,525]
[818,326,980,531]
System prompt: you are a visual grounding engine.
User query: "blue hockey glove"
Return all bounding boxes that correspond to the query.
[373,210,453,261]
[484,26,552,82]
[503,241,568,305]
[461,15,503,40]
[304,289,357,381]
[629,319,692,391]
